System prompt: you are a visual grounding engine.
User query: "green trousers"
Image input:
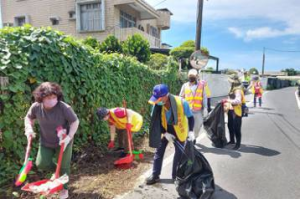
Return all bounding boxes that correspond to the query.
[36,142,73,189]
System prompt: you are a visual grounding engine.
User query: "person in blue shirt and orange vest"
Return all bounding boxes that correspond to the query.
[222,74,246,150]
[146,84,194,185]
[248,76,263,107]
[96,107,143,157]
[179,69,209,144]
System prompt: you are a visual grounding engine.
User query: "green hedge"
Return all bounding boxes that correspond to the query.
[0,25,183,188]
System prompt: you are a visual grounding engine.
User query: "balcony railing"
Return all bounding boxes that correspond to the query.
[113,27,161,48]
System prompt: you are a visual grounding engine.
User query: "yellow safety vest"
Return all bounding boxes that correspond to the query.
[251,81,263,94]
[184,82,204,111]
[201,80,211,98]
[232,89,246,117]
[161,96,188,142]
[109,108,143,132]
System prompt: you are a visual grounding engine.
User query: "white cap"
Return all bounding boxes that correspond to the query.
[188,69,198,76]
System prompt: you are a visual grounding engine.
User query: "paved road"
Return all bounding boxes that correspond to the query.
[118,87,300,199]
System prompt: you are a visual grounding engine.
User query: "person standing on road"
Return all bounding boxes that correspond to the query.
[179,69,208,144]
[248,76,263,107]
[96,107,143,157]
[223,74,245,150]
[24,82,79,199]
[146,84,194,185]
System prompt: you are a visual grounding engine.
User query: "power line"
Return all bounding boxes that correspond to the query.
[264,47,300,53]
[154,0,167,7]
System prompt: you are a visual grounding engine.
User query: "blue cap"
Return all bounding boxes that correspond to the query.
[148,84,169,104]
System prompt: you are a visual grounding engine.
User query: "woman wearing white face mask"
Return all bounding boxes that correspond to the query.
[24,82,79,199]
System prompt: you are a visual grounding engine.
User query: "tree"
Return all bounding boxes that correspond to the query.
[249,67,259,75]
[99,35,122,53]
[170,40,209,70]
[122,34,151,63]
[147,53,169,70]
[82,36,100,49]
[281,68,297,76]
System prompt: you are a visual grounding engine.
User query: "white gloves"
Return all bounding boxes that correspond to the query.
[188,131,195,141]
[25,130,36,140]
[164,132,175,142]
[59,135,72,151]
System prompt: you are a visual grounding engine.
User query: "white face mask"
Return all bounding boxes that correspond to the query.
[43,98,58,108]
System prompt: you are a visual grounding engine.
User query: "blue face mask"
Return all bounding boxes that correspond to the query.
[157,101,165,106]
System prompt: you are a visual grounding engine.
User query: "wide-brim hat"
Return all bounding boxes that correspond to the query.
[228,74,241,84]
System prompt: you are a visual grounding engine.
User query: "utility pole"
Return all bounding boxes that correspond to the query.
[262,47,265,76]
[195,0,204,51]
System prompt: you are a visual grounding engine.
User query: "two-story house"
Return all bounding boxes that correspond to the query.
[1,0,172,48]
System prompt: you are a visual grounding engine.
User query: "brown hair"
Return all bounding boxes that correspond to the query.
[33,82,63,103]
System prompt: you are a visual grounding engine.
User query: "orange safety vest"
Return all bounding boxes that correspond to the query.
[184,82,204,111]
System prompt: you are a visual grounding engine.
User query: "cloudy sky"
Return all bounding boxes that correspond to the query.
[1,1,299,72]
[147,0,300,72]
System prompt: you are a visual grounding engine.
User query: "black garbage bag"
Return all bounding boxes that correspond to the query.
[175,140,215,199]
[203,102,227,148]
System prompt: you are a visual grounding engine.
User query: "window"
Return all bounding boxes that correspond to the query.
[69,11,76,20]
[120,11,136,28]
[77,1,104,32]
[50,16,60,25]
[150,26,158,38]
[14,16,26,26]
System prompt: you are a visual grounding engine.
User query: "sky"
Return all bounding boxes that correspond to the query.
[1,1,299,72]
[146,0,300,72]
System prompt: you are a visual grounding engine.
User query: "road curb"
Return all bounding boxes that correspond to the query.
[295,91,300,110]
[115,132,207,199]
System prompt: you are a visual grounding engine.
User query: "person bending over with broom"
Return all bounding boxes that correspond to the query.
[24,82,79,199]
[96,107,143,158]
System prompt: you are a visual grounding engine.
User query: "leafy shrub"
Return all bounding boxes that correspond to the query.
[122,34,151,63]
[99,35,122,53]
[147,53,168,70]
[82,36,100,49]
[0,25,183,189]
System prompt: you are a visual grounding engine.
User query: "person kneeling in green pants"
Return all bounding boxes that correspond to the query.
[24,82,79,199]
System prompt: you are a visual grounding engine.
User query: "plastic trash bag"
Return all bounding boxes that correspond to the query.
[175,141,215,199]
[203,102,227,148]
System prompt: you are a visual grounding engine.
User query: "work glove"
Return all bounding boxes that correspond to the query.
[25,130,36,140]
[108,140,115,150]
[126,123,133,132]
[164,132,175,142]
[187,131,195,141]
[59,135,72,151]
[57,128,67,141]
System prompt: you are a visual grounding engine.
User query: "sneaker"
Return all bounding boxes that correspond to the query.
[226,141,235,145]
[59,189,69,199]
[233,145,240,150]
[146,174,160,185]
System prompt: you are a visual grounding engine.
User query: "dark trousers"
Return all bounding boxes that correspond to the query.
[254,94,262,107]
[117,129,128,150]
[228,110,242,147]
[152,126,184,179]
